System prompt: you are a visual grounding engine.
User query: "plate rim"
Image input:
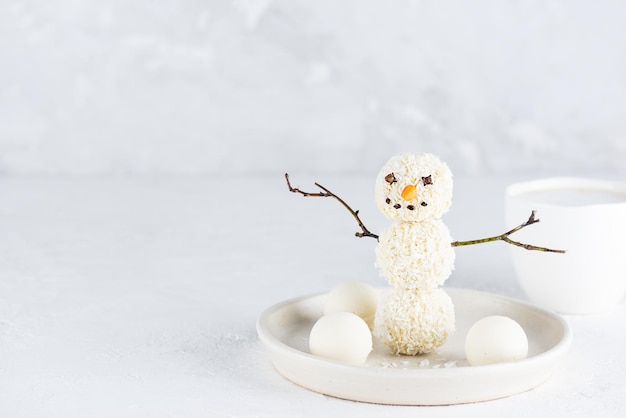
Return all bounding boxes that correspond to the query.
[256,287,572,404]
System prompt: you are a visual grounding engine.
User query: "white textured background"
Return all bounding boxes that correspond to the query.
[2,2,626,416]
[1,0,625,176]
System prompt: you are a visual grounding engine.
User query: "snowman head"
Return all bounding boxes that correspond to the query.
[375,153,453,222]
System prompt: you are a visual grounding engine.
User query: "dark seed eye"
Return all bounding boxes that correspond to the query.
[384,173,397,184]
[421,202,428,207]
[407,205,415,210]
[393,203,401,209]
[385,198,391,204]
[422,175,433,185]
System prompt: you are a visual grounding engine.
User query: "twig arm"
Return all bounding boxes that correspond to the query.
[451,210,566,253]
[285,173,379,241]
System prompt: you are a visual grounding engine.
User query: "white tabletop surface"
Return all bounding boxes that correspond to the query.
[1,174,625,417]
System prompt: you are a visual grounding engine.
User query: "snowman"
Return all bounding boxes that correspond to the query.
[372,153,455,355]
[285,152,563,358]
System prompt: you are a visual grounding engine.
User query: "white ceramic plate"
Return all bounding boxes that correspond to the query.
[257,287,572,405]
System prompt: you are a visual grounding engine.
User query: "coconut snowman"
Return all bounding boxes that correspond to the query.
[286,152,563,362]
[373,153,455,355]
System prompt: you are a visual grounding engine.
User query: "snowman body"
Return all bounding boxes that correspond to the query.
[376,220,454,290]
[372,153,456,355]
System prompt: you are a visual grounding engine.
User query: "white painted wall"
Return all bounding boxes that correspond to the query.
[1,0,625,176]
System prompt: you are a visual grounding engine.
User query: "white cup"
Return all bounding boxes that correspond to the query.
[505,177,626,314]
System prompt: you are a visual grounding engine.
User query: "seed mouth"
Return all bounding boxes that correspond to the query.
[385,198,428,210]
[386,198,427,210]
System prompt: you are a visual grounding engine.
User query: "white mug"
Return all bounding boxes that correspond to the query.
[505,177,626,314]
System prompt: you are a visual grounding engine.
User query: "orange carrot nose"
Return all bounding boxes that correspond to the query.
[401,184,417,201]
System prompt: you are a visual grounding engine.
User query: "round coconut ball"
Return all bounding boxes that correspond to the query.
[309,312,373,365]
[374,153,453,222]
[376,219,455,289]
[465,316,528,366]
[324,281,379,330]
[374,288,455,355]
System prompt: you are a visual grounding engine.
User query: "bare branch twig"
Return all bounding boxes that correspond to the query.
[451,210,566,253]
[285,173,379,241]
[286,174,564,253]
